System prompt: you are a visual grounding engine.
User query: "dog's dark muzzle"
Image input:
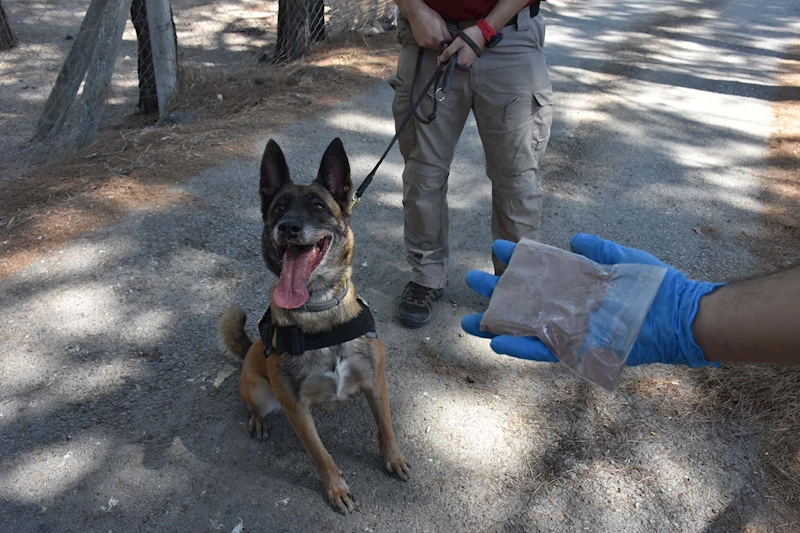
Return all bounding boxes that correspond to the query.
[277,218,303,240]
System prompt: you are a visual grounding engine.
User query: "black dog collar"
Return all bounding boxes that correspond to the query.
[298,281,349,312]
[258,298,377,357]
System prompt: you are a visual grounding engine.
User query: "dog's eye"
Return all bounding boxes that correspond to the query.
[313,203,325,213]
[273,204,285,214]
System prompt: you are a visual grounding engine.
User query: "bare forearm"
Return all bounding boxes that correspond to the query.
[694,265,800,365]
[485,0,535,32]
[393,0,427,18]
[393,0,449,50]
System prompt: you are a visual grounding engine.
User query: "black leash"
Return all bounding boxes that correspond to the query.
[349,24,482,211]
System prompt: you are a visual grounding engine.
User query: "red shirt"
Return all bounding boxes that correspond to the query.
[424,1,540,21]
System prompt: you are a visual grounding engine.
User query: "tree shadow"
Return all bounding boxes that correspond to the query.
[2,0,799,530]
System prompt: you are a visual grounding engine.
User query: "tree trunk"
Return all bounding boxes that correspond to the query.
[310,0,324,43]
[130,0,177,115]
[73,0,133,149]
[32,0,107,141]
[130,0,158,114]
[273,0,325,64]
[145,0,178,116]
[0,0,17,51]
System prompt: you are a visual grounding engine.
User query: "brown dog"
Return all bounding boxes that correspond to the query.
[218,138,409,513]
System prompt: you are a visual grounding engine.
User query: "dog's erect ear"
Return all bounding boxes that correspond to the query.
[315,138,352,210]
[260,139,291,217]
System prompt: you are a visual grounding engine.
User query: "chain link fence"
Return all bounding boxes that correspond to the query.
[0,0,394,180]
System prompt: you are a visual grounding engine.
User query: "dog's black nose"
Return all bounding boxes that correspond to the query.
[278,219,302,238]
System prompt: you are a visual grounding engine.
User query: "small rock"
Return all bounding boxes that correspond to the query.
[157,111,198,127]
[253,77,265,85]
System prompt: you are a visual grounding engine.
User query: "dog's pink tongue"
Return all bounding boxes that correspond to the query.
[274,247,316,309]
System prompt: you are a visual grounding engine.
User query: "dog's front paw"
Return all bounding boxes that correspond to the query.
[248,415,269,441]
[324,473,354,514]
[382,447,410,481]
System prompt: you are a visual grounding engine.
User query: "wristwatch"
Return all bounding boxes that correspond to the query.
[477,19,503,49]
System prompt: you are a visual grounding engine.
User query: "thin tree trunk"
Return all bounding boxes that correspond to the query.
[273,0,325,64]
[32,0,107,140]
[0,0,17,51]
[73,0,133,149]
[310,0,324,43]
[145,0,178,116]
[130,0,158,114]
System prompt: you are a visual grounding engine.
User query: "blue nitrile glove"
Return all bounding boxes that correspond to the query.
[461,234,725,367]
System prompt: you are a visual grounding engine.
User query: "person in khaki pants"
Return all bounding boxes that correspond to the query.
[390,0,554,327]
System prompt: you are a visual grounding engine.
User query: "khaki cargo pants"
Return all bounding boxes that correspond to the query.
[389,7,554,289]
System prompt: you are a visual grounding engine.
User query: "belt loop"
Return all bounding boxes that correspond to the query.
[515,6,531,30]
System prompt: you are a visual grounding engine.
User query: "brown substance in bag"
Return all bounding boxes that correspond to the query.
[480,240,642,390]
[481,240,609,342]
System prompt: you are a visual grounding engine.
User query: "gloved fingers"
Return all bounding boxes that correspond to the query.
[465,270,499,299]
[569,233,666,267]
[491,240,516,267]
[460,313,496,339]
[489,335,559,363]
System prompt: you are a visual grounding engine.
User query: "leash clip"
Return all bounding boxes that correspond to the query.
[348,190,361,211]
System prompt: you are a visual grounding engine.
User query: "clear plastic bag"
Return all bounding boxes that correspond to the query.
[480,238,667,390]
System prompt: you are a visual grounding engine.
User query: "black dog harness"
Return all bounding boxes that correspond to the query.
[258,297,377,357]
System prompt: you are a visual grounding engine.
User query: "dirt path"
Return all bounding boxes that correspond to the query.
[1,1,800,532]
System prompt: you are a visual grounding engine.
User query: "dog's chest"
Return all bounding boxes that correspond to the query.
[287,345,374,408]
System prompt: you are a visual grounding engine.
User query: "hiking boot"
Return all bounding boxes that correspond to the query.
[398,281,444,328]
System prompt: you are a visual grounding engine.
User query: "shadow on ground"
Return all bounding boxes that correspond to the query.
[2,0,799,531]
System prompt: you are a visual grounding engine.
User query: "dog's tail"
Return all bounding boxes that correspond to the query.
[217,305,253,360]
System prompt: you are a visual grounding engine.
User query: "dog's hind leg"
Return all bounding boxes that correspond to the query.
[248,384,280,440]
[241,374,281,441]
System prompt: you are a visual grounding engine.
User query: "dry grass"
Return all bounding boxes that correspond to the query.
[700,41,800,521]
[0,32,399,283]
[755,42,800,271]
[619,43,800,525]
[701,366,800,497]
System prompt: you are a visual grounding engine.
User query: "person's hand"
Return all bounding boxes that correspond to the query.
[461,235,724,367]
[405,3,451,51]
[438,26,485,68]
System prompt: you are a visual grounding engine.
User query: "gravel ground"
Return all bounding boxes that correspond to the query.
[2,0,799,531]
